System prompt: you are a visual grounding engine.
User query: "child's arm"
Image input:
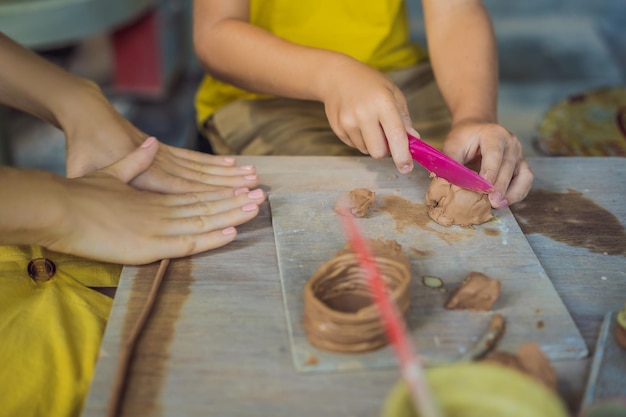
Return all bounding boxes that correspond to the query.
[193,0,417,174]
[0,32,259,193]
[422,0,533,207]
[0,138,266,264]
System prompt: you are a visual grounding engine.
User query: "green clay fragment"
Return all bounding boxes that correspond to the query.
[422,276,444,288]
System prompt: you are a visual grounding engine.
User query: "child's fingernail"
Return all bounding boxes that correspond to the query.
[490,192,508,209]
[240,165,254,171]
[223,157,235,164]
[244,175,257,181]
[400,164,413,174]
[234,187,249,195]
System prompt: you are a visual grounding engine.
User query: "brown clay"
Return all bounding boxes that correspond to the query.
[482,342,558,393]
[303,239,411,353]
[445,271,501,311]
[615,325,626,349]
[425,176,493,227]
[346,188,375,218]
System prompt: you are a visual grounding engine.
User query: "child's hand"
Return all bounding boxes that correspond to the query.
[320,57,418,174]
[442,120,534,209]
[46,138,266,264]
[63,82,259,193]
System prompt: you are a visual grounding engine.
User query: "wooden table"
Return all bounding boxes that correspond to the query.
[83,156,626,417]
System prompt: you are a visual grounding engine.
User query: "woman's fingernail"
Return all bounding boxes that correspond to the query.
[221,226,236,235]
[240,165,254,171]
[248,189,264,199]
[241,203,258,212]
[141,136,157,148]
[223,157,235,164]
[234,187,249,195]
[244,175,257,181]
[497,199,509,210]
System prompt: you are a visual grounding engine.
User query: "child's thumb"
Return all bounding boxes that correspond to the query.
[100,136,159,183]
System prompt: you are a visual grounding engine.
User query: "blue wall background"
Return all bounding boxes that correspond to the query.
[406,1,625,154]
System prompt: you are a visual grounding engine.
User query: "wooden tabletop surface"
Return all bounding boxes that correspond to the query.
[82,156,626,417]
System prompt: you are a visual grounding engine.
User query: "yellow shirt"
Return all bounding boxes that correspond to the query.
[195,0,427,126]
[0,245,121,417]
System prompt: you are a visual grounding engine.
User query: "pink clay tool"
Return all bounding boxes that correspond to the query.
[408,133,494,194]
[336,204,442,417]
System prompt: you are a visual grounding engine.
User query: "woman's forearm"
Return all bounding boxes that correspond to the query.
[0,32,96,130]
[422,0,499,125]
[0,167,67,246]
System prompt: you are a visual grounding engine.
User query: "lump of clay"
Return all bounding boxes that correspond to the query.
[615,303,626,349]
[425,176,493,227]
[482,342,558,393]
[337,188,375,218]
[303,239,411,353]
[445,271,501,311]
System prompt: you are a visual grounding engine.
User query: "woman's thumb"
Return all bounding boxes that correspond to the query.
[100,136,159,183]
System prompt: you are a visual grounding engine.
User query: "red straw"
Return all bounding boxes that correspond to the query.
[337,205,442,417]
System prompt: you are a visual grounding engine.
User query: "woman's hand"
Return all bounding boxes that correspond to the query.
[45,138,266,264]
[63,81,260,193]
[442,120,534,208]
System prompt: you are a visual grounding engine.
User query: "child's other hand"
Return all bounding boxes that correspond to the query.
[320,57,417,174]
[442,120,534,209]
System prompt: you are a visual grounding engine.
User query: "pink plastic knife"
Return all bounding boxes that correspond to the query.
[408,134,494,194]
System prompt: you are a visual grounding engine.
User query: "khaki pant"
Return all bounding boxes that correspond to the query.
[201,62,451,155]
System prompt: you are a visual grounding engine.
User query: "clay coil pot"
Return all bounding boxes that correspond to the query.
[303,241,411,353]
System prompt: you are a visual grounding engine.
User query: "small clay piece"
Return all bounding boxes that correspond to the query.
[462,313,506,361]
[445,272,501,311]
[482,342,558,393]
[425,176,493,227]
[615,303,626,349]
[303,239,411,353]
[422,276,444,289]
[304,352,319,366]
[345,188,375,218]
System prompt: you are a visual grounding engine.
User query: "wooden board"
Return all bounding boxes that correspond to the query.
[270,188,588,373]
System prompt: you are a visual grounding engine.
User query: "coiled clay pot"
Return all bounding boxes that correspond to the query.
[303,239,411,353]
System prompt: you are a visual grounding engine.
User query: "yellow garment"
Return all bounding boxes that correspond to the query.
[195,0,428,126]
[0,245,122,417]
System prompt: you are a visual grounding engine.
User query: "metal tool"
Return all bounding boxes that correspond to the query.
[408,134,494,194]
